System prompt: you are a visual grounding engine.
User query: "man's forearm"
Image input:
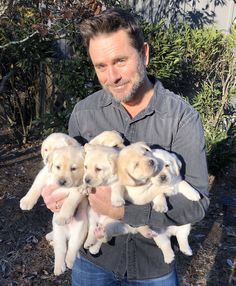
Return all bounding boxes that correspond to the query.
[123,193,209,228]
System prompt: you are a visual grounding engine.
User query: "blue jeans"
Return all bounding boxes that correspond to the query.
[72,256,179,286]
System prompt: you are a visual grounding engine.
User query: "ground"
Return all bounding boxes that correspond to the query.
[0,127,235,286]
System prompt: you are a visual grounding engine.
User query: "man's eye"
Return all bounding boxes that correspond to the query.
[117,58,126,65]
[95,167,102,172]
[96,65,106,71]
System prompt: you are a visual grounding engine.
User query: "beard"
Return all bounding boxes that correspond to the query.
[102,58,147,103]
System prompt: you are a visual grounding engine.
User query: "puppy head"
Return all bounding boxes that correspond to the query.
[47,145,85,187]
[118,142,160,186]
[89,130,125,148]
[83,144,119,187]
[41,132,80,164]
[152,149,182,186]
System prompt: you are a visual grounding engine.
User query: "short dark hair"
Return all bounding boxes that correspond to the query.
[79,8,144,52]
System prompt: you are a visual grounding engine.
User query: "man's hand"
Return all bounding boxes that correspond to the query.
[88,186,124,219]
[41,185,70,213]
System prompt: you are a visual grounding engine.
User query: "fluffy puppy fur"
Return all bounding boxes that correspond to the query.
[20,132,80,210]
[117,143,201,263]
[82,143,134,254]
[89,130,125,148]
[82,142,160,255]
[20,133,87,275]
[47,146,87,275]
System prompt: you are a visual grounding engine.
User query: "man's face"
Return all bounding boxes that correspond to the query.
[88,30,149,103]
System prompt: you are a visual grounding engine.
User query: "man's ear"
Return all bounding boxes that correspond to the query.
[142,42,149,66]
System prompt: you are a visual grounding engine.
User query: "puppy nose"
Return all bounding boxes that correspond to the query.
[160,174,167,182]
[59,178,67,186]
[84,177,91,184]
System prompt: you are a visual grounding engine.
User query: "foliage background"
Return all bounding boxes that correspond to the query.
[0,0,235,174]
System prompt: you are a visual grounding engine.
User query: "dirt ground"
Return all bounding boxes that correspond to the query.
[0,127,235,286]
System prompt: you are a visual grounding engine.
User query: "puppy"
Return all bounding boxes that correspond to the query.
[117,143,200,263]
[46,146,88,275]
[82,143,134,254]
[20,133,87,275]
[82,142,159,254]
[20,132,80,210]
[89,130,125,148]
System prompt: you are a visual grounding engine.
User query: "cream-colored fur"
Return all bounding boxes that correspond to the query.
[42,145,87,276]
[20,132,80,210]
[82,142,159,255]
[82,143,134,254]
[89,130,125,148]
[117,143,200,263]
[20,133,87,275]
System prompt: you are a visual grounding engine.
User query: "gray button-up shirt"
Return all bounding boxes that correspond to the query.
[68,78,209,280]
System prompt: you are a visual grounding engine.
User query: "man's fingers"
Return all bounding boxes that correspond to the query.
[41,184,59,202]
[50,188,70,202]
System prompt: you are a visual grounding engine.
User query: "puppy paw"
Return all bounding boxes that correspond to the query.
[20,196,36,210]
[94,224,107,240]
[180,246,193,256]
[81,186,92,195]
[111,197,125,207]
[54,263,66,276]
[188,192,201,201]
[163,252,175,264]
[65,255,76,269]
[45,231,54,246]
[89,244,100,255]
[153,202,168,213]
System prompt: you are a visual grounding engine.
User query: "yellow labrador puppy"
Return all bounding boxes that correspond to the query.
[82,142,159,255]
[20,132,80,210]
[46,146,87,275]
[117,142,200,263]
[89,130,125,148]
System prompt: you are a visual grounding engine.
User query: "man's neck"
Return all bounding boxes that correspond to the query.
[121,78,154,118]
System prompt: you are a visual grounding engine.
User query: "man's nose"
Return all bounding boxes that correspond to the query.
[107,66,121,83]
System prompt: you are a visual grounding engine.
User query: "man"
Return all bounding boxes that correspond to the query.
[43,8,209,285]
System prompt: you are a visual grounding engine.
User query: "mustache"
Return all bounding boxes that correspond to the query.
[105,80,129,87]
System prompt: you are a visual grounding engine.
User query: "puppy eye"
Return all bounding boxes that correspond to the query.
[44,148,48,152]
[95,167,102,172]
[71,167,77,171]
[84,165,87,170]
[165,164,170,168]
[56,165,61,170]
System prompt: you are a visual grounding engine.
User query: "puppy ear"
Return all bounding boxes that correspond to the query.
[170,154,182,177]
[117,158,136,186]
[47,152,54,172]
[108,153,118,175]
[84,143,93,152]
[136,142,152,152]
[65,136,80,147]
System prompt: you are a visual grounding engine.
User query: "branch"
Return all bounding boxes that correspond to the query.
[0,31,39,49]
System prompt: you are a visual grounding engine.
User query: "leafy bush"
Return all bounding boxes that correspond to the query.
[144,21,236,174]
